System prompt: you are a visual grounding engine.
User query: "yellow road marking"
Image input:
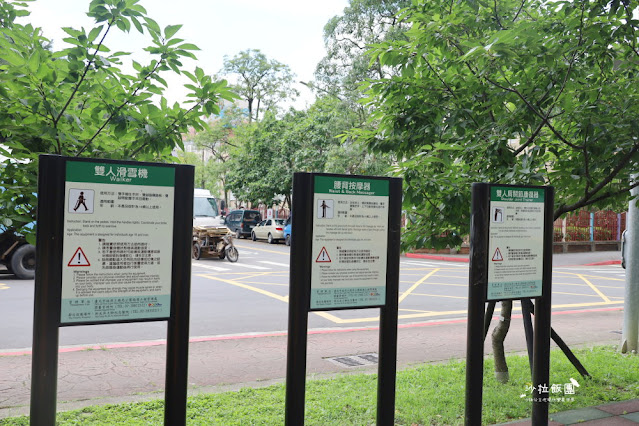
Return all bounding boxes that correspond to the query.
[233,244,289,256]
[554,291,610,298]
[555,271,624,281]
[399,268,440,303]
[241,281,288,287]
[577,274,611,303]
[196,274,288,302]
[0,283,9,290]
[411,292,467,300]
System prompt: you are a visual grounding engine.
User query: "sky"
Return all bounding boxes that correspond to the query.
[21,0,350,110]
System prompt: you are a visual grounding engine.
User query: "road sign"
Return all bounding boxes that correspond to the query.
[487,186,546,301]
[310,175,390,309]
[61,160,176,324]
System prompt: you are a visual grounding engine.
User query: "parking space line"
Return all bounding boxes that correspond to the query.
[192,264,231,272]
[258,261,290,268]
[577,274,611,303]
[196,274,289,302]
[398,268,440,303]
[554,291,611,298]
[411,292,467,300]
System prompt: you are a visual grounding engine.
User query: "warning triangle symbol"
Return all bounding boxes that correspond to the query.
[68,247,91,267]
[316,247,332,263]
[492,248,504,262]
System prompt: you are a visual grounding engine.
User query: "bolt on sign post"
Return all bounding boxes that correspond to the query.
[31,155,194,426]
[286,172,402,426]
[465,183,554,425]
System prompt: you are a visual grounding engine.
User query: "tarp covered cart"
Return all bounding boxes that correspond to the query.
[192,226,239,262]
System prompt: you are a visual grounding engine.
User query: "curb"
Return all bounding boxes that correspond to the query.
[584,260,622,266]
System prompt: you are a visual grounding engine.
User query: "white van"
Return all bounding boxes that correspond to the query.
[193,188,225,227]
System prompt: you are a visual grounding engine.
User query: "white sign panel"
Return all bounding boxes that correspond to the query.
[310,175,389,309]
[487,186,546,300]
[61,161,175,323]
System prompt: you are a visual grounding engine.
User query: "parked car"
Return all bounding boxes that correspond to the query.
[283,215,292,246]
[251,218,285,244]
[622,229,627,269]
[225,209,262,239]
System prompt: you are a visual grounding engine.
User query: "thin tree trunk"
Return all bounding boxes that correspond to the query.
[491,300,513,383]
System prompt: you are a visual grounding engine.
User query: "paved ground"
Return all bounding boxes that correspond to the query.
[0,250,636,424]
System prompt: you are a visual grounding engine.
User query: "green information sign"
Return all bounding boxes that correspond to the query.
[310,175,389,309]
[60,161,175,323]
[487,186,546,300]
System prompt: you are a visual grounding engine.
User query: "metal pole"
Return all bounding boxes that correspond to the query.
[164,165,194,425]
[521,299,535,376]
[377,178,402,426]
[622,174,639,353]
[531,187,554,424]
[465,183,489,425]
[285,173,313,425]
[31,155,66,425]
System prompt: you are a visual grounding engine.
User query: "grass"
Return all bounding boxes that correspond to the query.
[1,345,638,425]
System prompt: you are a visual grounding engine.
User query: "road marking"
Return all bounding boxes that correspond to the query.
[192,263,231,272]
[577,274,611,303]
[0,283,9,290]
[258,261,290,268]
[233,244,289,256]
[398,268,440,304]
[411,292,467,300]
[196,274,288,302]
[235,264,270,270]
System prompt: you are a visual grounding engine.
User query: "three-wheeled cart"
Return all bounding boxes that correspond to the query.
[192,226,239,262]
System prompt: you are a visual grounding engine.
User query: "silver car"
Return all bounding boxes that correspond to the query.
[251,218,285,244]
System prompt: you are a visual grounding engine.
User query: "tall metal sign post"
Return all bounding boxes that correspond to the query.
[465,183,554,425]
[285,172,402,425]
[31,155,193,425]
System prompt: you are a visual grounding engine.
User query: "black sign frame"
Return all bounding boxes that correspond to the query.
[285,172,402,426]
[30,155,193,426]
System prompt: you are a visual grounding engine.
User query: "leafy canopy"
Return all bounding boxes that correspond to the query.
[0,0,238,242]
[356,0,639,250]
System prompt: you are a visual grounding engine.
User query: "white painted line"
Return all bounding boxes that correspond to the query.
[258,261,290,268]
[192,263,231,272]
[233,264,270,270]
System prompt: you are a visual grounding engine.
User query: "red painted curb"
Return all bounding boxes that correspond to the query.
[584,260,622,266]
[405,253,469,262]
[0,307,622,357]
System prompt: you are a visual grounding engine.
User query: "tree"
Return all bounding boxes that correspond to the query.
[224,96,392,209]
[314,0,410,106]
[222,49,298,122]
[191,105,245,203]
[0,0,237,243]
[356,0,639,380]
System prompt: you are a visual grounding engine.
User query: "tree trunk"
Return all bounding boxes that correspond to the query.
[491,300,513,383]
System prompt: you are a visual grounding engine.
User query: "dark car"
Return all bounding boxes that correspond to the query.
[225,209,262,239]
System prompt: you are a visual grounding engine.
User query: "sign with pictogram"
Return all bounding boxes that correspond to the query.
[68,247,90,266]
[492,248,503,262]
[310,175,391,309]
[316,247,331,262]
[61,160,175,324]
[487,186,546,300]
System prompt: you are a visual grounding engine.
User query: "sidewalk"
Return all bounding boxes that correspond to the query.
[0,250,634,424]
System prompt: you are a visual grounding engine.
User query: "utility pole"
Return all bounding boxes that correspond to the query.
[621,174,639,353]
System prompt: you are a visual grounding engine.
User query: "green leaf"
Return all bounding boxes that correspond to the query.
[164,24,182,39]
[177,43,199,51]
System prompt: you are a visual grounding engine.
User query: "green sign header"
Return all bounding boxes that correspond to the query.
[66,161,175,187]
[314,175,389,196]
[490,186,544,203]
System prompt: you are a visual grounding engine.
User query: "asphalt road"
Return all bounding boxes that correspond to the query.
[0,239,626,351]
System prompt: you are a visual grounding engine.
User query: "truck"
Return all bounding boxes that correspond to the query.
[0,232,36,279]
[193,188,226,227]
